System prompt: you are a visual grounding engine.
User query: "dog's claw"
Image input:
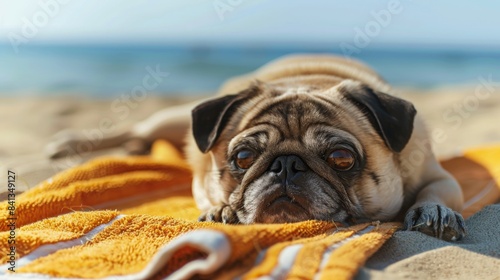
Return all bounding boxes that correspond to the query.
[198,205,239,224]
[403,203,466,241]
[403,210,417,231]
[422,213,432,226]
[221,206,238,224]
[208,213,216,221]
[443,214,451,226]
[457,216,467,235]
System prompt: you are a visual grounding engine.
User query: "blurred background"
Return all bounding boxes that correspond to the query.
[1,0,499,159]
[1,0,500,95]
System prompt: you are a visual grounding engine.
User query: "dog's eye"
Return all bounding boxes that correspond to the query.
[235,150,256,170]
[327,149,355,171]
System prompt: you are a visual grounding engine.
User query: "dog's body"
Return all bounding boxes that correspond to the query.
[47,54,465,240]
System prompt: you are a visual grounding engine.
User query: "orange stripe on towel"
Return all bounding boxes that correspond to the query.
[287,223,371,279]
[0,211,119,264]
[318,223,400,280]
[0,171,191,231]
[0,141,192,231]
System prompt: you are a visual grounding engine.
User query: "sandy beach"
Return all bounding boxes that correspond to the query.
[1,85,499,160]
[0,95,199,158]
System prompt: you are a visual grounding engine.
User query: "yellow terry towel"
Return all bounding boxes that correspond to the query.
[1,141,499,279]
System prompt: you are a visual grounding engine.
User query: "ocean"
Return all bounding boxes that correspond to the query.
[1,43,499,97]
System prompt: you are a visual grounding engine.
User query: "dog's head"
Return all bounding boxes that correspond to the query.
[191,80,416,224]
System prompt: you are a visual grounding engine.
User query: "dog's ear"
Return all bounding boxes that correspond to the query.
[340,81,417,153]
[192,87,258,153]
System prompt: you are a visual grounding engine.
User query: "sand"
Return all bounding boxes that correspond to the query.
[396,85,500,157]
[357,205,500,280]
[0,95,199,158]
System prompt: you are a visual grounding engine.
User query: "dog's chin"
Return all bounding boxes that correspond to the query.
[253,195,313,224]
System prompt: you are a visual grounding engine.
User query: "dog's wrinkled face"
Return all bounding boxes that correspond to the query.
[192,80,416,224]
[225,97,366,224]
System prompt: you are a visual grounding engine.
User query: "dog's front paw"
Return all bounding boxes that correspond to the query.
[198,205,239,224]
[403,203,466,241]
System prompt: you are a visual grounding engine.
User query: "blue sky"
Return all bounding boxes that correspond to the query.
[0,0,499,48]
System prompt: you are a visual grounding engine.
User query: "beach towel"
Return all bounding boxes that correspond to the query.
[1,140,499,279]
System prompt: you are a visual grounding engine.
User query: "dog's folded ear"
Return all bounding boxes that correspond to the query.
[192,87,258,153]
[340,81,417,153]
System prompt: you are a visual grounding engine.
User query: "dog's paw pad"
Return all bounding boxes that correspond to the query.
[198,205,239,224]
[403,204,466,241]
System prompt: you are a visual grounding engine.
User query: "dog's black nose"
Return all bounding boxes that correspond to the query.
[270,155,308,183]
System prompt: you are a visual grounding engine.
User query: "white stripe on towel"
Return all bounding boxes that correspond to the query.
[126,229,231,280]
[0,214,125,275]
[463,180,496,210]
[257,244,304,280]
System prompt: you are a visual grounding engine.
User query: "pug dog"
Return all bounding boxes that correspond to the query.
[186,55,465,241]
[47,54,465,241]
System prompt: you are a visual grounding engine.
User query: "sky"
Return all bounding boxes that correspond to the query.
[0,0,499,49]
